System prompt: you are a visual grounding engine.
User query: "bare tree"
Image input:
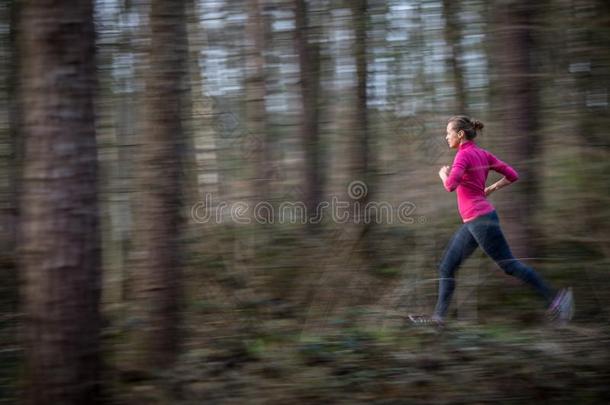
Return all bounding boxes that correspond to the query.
[295,0,323,228]
[349,0,381,266]
[351,0,370,198]
[129,0,188,369]
[245,0,272,220]
[488,0,541,259]
[18,0,102,403]
[187,0,221,202]
[442,0,466,113]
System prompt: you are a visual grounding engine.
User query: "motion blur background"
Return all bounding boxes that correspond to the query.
[1,0,609,403]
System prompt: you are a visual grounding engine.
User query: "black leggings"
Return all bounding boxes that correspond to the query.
[434,210,554,318]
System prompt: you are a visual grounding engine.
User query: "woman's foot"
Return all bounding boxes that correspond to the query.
[546,287,574,324]
[407,314,445,328]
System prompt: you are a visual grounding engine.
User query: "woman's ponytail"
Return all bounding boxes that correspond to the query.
[448,115,484,140]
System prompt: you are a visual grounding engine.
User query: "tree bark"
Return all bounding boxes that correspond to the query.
[352,0,370,192]
[350,0,379,264]
[187,0,221,202]
[295,0,323,228]
[18,0,102,403]
[129,0,188,369]
[245,0,272,221]
[489,0,541,259]
[442,0,467,114]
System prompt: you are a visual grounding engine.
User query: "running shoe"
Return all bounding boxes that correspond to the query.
[407,314,445,328]
[546,287,574,324]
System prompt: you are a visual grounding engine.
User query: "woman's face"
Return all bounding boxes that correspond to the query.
[445,122,463,149]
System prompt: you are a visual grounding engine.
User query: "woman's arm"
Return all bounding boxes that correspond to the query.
[485,151,519,196]
[440,153,467,192]
[487,151,519,182]
[485,176,513,196]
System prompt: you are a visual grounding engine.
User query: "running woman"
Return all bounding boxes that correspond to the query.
[409,115,573,326]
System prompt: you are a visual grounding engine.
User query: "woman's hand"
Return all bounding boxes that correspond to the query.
[484,186,494,196]
[438,165,450,181]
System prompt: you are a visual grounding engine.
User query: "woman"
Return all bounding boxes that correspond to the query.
[409,115,573,326]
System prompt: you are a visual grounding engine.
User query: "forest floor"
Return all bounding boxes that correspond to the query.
[113,315,610,405]
[2,305,609,404]
[2,226,609,404]
[2,276,610,404]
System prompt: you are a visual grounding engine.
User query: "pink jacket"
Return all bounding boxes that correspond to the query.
[443,140,519,222]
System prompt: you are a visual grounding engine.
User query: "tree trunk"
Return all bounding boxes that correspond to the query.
[567,0,610,251]
[1,0,19,256]
[351,0,370,193]
[350,0,379,264]
[18,0,102,403]
[129,0,188,370]
[489,1,540,259]
[187,0,221,203]
[295,0,323,228]
[245,0,272,222]
[442,0,467,114]
[0,0,20,321]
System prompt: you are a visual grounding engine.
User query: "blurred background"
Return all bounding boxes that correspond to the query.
[1,0,609,403]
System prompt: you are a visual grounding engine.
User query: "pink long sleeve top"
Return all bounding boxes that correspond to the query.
[443,140,519,222]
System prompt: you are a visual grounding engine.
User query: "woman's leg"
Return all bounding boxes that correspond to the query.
[433,224,479,318]
[466,211,555,304]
